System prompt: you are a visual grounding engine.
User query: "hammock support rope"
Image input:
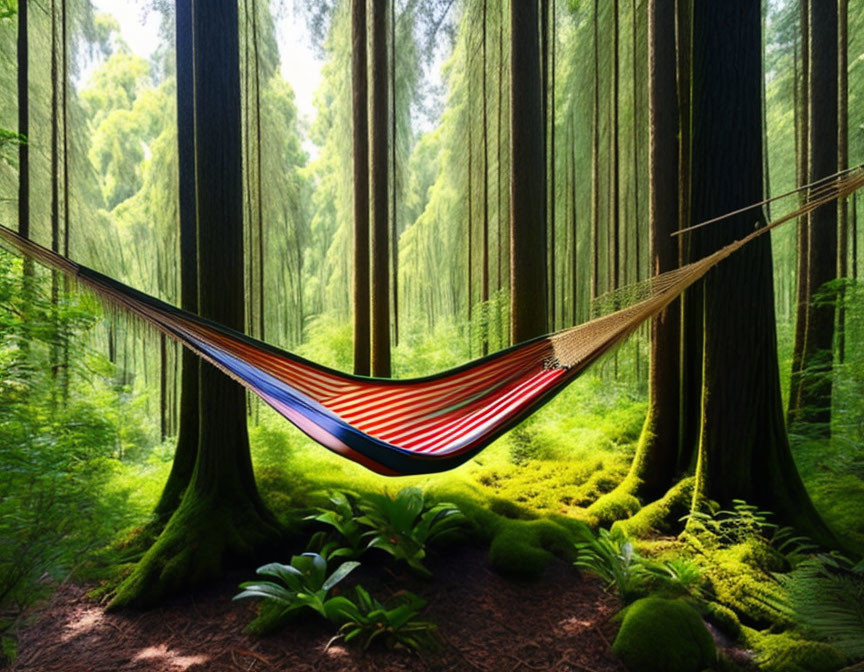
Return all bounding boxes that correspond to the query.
[1,169,862,475]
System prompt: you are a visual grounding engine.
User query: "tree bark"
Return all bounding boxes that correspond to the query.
[689,0,835,547]
[17,0,28,244]
[795,0,838,435]
[111,0,280,609]
[837,0,848,362]
[154,0,199,521]
[789,0,810,420]
[590,0,600,304]
[370,0,390,377]
[481,0,489,355]
[510,0,547,344]
[675,0,700,472]
[627,0,680,501]
[352,0,371,376]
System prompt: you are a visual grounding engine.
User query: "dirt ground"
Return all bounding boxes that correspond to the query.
[9,546,626,672]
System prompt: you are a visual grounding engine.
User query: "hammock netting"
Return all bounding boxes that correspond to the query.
[1,169,861,475]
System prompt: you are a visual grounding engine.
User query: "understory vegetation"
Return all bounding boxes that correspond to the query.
[1,259,863,670]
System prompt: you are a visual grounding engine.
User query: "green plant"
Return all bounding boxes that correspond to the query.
[684,499,777,549]
[770,553,864,660]
[305,491,366,559]
[333,586,438,652]
[642,556,706,599]
[234,553,360,622]
[573,527,651,603]
[357,488,465,577]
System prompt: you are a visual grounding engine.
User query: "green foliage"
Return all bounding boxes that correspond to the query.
[574,527,652,603]
[304,491,366,559]
[745,628,846,672]
[356,487,465,577]
[0,255,153,618]
[234,552,360,623]
[334,586,438,652]
[612,597,717,672]
[770,554,864,661]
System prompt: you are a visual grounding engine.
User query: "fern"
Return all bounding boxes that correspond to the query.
[772,554,864,660]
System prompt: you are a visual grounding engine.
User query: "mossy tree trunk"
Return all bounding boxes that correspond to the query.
[626,0,680,502]
[153,0,199,521]
[510,0,547,344]
[689,0,836,548]
[111,0,280,609]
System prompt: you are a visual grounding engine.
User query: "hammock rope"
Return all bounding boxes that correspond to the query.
[1,168,862,475]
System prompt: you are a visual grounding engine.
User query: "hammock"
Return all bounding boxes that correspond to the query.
[1,169,861,475]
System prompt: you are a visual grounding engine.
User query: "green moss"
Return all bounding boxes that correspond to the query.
[587,486,642,527]
[612,597,717,672]
[695,600,742,640]
[743,628,846,672]
[613,477,695,537]
[108,491,282,610]
[487,518,577,580]
[692,545,790,628]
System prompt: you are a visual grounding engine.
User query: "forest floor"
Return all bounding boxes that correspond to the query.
[7,546,625,672]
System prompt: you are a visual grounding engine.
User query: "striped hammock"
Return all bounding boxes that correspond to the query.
[0,170,860,475]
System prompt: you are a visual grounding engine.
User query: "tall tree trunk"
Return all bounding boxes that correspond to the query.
[61,0,70,403]
[789,0,810,419]
[510,0,547,344]
[111,0,280,609]
[50,0,60,392]
[610,0,620,295]
[17,0,29,245]
[467,35,473,348]
[154,0,199,520]
[689,0,835,547]
[795,0,838,435]
[549,0,556,332]
[253,0,264,343]
[627,0,680,501]
[676,0,699,472]
[17,0,32,356]
[390,0,398,347]
[370,0,391,377]
[590,0,600,303]
[352,0,371,376]
[837,0,848,362]
[481,0,489,355]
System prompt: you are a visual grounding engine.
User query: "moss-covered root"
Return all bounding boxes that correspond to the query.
[742,627,846,672]
[586,478,643,528]
[612,477,695,538]
[612,597,717,672]
[108,492,282,610]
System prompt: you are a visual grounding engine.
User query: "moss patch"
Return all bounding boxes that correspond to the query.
[613,477,695,538]
[612,597,717,672]
[743,627,846,672]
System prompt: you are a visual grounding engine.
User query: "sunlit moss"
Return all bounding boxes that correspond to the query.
[743,627,846,672]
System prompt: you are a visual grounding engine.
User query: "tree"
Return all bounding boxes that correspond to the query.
[789,0,810,419]
[370,0,390,377]
[17,0,28,245]
[510,0,547,344]
[791,0,838,434]
[153,0,198,521]
[352,0,370,376]
[688,0,835,546]
[837,0,848,362]
[111,0,280,608]
[625,0,680,501]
